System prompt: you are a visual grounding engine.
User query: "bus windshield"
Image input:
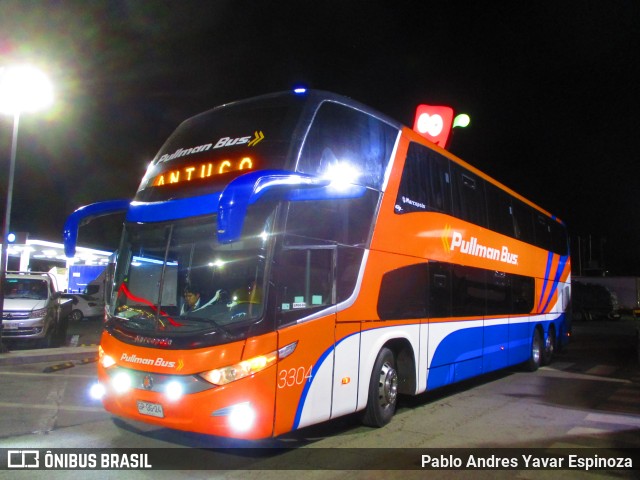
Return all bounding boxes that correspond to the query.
[110,206,274,341]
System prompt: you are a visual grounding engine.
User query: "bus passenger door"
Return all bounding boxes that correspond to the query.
[272,246,337,436]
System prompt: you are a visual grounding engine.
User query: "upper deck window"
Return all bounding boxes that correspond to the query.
[296,102,398,191]
[396,141,568,256]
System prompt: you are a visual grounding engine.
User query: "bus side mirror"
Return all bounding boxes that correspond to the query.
[63,200,130,257]
[217,170,366,244]
[217,170,328,243]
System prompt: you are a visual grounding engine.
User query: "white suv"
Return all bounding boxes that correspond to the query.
[2,272,73,347]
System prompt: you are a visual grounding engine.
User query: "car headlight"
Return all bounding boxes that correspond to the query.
[31,307,48,318]
[199,351,278,386]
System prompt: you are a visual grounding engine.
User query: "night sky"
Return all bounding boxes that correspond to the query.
[1,1,639,274]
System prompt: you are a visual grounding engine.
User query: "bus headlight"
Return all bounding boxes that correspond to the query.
[98,345,116,368]
[198,351,278,386]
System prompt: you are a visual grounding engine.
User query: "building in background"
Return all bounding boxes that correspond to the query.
[2,232,111,293]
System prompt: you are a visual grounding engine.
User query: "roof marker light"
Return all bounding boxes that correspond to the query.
[294,87,307,94]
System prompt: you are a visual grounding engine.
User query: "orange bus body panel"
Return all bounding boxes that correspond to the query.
[98,331,278,439]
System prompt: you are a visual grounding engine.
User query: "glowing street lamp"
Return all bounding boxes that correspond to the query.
[0,65,54,352]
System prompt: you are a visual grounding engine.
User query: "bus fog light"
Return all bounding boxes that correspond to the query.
[228,402,255,432]
[89,382,106,400]
[165,380,183,401]
[212,402,256,432]
[112,372,132,394]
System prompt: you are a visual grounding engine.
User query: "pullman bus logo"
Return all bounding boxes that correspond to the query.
[442,224,519,266]
[441,224,453,252]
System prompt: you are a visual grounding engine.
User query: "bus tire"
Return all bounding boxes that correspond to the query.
[525,328,542,372]
[361,347,398,427]
[542,327,556,366]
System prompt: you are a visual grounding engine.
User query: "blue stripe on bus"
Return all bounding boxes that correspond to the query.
[427,319,559,389]
[293,316,564,430]
[292,336,347,430]
[537,252,554,312]
[540,255,569,313]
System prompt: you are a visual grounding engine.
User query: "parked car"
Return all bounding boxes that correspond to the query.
[62,293,104,321]
[2,271,73,347]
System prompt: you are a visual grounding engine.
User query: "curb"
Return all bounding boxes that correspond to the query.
[0,346,98,366]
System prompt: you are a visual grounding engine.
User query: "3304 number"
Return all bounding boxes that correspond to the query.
[278,366,313,388]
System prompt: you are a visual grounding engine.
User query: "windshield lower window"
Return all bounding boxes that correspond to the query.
[110,208,274,343]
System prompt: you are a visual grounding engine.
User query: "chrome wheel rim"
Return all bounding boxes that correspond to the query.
[378,362,398,408]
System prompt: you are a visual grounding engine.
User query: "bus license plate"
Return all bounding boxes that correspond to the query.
[137,400,164,418]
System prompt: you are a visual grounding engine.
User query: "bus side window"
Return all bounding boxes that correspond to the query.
[512,199,536,246]
[451,265,486,317]
[429,262,452,318]
[377,263,428,320]
[549,220,569,256]
[534,213,556,253]
[296,101,397,191]
[485,183,515,238]
[511,274,535,314]
[275,246,335,326]
[395,142,452,215]
[486,271,511,315]
[451,165,487,229]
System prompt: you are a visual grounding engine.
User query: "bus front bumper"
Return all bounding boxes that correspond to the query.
[95,365,277,440]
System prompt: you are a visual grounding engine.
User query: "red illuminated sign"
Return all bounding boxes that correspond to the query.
[413,105,454,147]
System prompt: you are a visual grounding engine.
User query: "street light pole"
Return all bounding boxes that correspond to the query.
[0,113,20,352]
[0,65,53,353]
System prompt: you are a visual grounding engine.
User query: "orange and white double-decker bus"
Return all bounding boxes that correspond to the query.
[65,89,571,439]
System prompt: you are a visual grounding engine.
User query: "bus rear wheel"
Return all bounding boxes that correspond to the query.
[361,347,398,427]
[542,327,556,365]
[525,328,542,372]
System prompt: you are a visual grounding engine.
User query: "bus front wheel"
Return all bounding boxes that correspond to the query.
[361,347,398,427]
